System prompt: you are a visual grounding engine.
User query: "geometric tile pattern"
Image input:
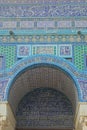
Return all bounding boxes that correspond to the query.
[0,45,16,68]
[16,88,73,128]
[1,43,87,71]
[2,54,86,80]
[73,45,87,70]
[0,0,87,113]
[0,35,87,43]
[0,44,72,69]
[0,35,82,43]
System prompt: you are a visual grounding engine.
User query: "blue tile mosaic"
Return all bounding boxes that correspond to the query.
[16,88,73,128]
[0,5,87,18]
[0,0,87,109]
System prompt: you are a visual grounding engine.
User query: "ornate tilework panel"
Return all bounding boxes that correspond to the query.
[32,45,57,55]
[37,21,55,28]
[79,80,87,101]
[17,45,31,58]
[57,21,72,28]
[0,79,9,101]
[16,88,73,128]
[75,21,87,28]
[0,45,16,68]
[0,5,87,17]
[59,44,72,58]
[73,45,87,70]
[20,21,34,28]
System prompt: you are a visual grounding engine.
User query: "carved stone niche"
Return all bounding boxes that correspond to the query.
[79,116,87,130]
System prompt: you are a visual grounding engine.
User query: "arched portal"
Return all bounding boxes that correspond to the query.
[6,55,80,130]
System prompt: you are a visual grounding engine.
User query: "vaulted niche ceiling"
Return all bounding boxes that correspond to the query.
[8,64,78,115]
[16,87,74,129]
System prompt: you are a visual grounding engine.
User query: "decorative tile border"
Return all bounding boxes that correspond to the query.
[0,35,86,43]
[0,49,87,79]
